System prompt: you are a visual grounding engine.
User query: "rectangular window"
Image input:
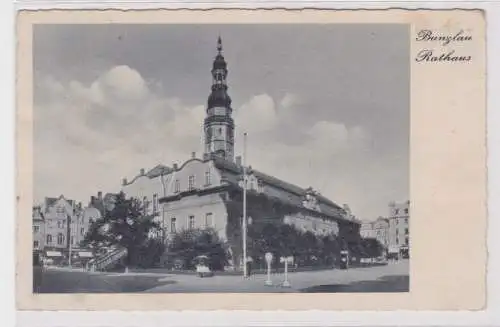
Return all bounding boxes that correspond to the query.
[80,227,85,236]
[70,236,74,245]
[396,237,399,245]
[205,213,213,228]
[57,220,62,228]
[46,234,52,244]
[143,196,148,215]
[33,225,40,233]
[404,208,409,214]
[405,237,409,245]
[257,180,264,192]
[205,170,211,186]
[174,179,180,193]
[57,233,64,245]
[405,228,409,235]
[153,194,158,213]
[171,217,176,233]
[405,218,408,224]
[189,215,195,230]
[188,175,195,191]
[33,241,39,249]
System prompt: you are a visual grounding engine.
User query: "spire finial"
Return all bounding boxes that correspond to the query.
[217,35,222,53]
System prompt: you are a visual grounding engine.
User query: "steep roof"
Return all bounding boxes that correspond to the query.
[45,195,75,207]
[212,156,345,213]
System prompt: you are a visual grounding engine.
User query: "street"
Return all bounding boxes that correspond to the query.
[37,260,409,293]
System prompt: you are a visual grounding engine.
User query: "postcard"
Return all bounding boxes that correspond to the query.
[16,8,486,310]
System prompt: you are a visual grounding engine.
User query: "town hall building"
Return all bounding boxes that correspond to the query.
[121,37,362,268]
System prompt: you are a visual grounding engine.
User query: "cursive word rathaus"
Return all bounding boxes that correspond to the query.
[415,29,472,46]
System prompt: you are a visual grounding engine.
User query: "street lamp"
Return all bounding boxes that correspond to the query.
[242,132,248,278]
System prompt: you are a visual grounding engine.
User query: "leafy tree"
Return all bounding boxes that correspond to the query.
[82,192,161,268]
[360,237,385,258]
[168,228,229,271]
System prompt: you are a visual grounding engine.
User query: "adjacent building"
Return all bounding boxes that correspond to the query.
[32,194,101,256]
[387,200,410,255]
[121,37,362,269]
[360,200,410,258]
[360,217,390,248]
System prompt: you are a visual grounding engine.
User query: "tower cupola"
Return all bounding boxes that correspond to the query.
[203,37,235,161]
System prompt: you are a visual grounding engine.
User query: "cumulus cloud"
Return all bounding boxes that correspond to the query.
[34,65,205,204]
[34,65,388,220]
[235,93,278,134]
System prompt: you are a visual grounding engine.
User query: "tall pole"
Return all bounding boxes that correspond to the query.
[68,214,72,267]
[242,132,248,278]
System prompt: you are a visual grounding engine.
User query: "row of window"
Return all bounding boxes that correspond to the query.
[33,222,86,233]
[40,234,80,247]
[143,194,160,215]
[169,213,214,233]
[395,218,409,225]
[174,171,212,194]
[44,228,86,244]
[394,208,409,215]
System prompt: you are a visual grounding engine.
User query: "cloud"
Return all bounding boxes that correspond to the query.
[34,65,205,204]
[34,65,404,221]
[235,93,278,134]
[279,92,299,109]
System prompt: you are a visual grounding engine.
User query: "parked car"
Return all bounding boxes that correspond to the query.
[194,255,214,278]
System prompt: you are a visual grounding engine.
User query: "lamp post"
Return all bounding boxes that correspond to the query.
[242,132,248,278]
[67,213,72,268]
[265,252,273,286]
[280,256,293,288]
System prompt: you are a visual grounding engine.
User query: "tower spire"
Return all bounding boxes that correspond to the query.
[217,35,223,53]
[203,36,235,162]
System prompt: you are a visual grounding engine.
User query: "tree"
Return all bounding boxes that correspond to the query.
[360,237,385,258]
[82,192,161,268]
[168,228,229,271]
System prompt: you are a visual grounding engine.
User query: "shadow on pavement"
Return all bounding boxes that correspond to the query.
[37,270,177,293]
[300,275,409,293]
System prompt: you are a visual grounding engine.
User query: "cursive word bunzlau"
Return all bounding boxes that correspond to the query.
[415,29,472,46]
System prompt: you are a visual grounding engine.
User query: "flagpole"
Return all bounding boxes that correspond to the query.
[242,132,248,278]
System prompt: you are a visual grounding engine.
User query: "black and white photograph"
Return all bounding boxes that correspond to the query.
[31,23,410,294]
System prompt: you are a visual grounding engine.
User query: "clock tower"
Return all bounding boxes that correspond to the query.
[203,36,235,162]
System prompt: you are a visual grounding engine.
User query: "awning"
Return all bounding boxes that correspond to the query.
[46,251,62,257]
[78,252,93,258]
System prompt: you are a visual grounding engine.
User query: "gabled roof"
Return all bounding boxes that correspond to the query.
[45,195,75,207]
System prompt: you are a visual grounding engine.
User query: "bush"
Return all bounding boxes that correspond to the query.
[167,228,229,271]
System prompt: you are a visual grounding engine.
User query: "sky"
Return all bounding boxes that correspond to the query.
[33,24,409,221]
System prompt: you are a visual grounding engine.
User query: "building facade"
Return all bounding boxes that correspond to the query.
[120,38,362,268]
[360,200,410,257]
[32,195,98,254]
[387,200,410,254]
[360,217,390,248]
